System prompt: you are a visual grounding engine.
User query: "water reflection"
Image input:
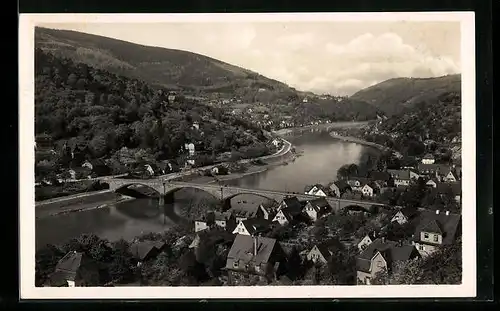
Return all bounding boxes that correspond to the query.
[36,130,371,248]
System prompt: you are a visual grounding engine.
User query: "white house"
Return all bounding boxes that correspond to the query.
[390,209,418,225]
[192,122,200,130]
[81,160,93,170]
[271,139,281,148]
[426,178,438,188]
[357,232,377,252]
[272,209,293,226]
[144,164,155,176]
[421,154,436,164]
[361,184,375,197]
[184,143,195,156]
[232,218,273,236]
[304,198,331,222]
[442,169,459,182]
[304,184,328,197]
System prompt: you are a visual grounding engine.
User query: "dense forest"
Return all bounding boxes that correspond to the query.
[35,48,272,178]
[363,92,461,159]
[350,74,461,116]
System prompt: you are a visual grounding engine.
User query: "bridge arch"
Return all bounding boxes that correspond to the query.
[163,185,224,202]
[112,183,163,197]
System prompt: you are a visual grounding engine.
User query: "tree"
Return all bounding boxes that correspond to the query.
[35,244,64,286]
[108,239,136,283]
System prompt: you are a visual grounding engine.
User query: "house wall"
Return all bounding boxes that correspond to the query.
[307,247,328,264]
[362,186,373,197]
[273,210,290,225]
[369,252,388,278]
[395,179,410,187]
[305,208,318,222]
[391,212,408,225]
[420,231,442,244]
[194,221,209,232]
[422,159,435,164]
[215,220,226,228]
[314,190,327,197]
[414,242,438,257]
[232,222,251,235]
[357,236,373,251]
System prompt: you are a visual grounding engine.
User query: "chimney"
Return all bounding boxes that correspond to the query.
[446,210,450,216]
[436,209,440,215]
[381,237,385,244]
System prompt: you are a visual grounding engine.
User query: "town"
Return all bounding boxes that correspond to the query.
[37,141,462,287]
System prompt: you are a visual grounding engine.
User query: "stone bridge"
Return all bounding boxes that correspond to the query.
[103,178,387,212]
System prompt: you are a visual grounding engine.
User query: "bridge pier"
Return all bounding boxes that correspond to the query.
[158,195,165,207]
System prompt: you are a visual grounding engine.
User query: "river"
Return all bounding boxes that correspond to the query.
[35,128,373,250]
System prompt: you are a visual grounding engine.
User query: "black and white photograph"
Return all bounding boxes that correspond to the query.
[19,12,476,299]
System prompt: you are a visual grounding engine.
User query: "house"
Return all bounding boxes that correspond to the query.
[228,200,266,223]
[442,168,459,183]
[47,251,100,287]
[421,154,436,164]
[357,231,377,251]
[271,139,281,148]
[425,178,439,188]
[344,205,370,216]
[232,218,274,236]
[368,171,393,187]
[273,197,304,225]
[184,143,196,156]
[167,91,177,103]
[277,196,302,212]
[306,239,343,264]
[129,241,167,265]
[68,167,92,180]
[192,122,200,130]
[194,216,213,232]
[81,159,111,176]
[213,211,235,230]
[412,210,461,257]
[258,199,279,220]
[356,238,421,285]
[304,184,328,197]
[159,160,173,174]
[347,177,372,192]
[391,208,419,225]
[225,234,287,280]
[417,163,452,180]
[327,180,351,197]
[304,198,332,222]
[436,182,462,204]
[361,182,379,197]
[387,169,419,187]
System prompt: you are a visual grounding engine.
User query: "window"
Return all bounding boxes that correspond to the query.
[424,233,429,239]
[365,277,371,285]
[433,235,439,242]
[419,245,424,250]
[233,261,239,268]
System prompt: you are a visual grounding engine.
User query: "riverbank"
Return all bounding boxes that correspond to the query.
[328,133,389,152]
[35,192,134,219]
[272,120,373,136]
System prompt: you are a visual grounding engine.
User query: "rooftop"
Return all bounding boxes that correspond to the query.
[226,235,278,267]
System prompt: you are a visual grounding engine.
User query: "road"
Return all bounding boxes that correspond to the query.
[36,137,293,205]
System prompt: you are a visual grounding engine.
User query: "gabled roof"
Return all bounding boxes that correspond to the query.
[51,251,97,283]
[417,163,452,173]
[356,238,419,273]
[421,219,443,234]
[242,218,273,236]
[229,201,261,218]
[281,197,302,211]
[332,180,351,191]
[436,182,462,195]
[347,177,371,185]
[260,199,278,210]
[398,207,420,219]
[226,235,278,266]
[368,171,392,182]
[423,153,435,159]
[213,211,232,221]
[129,241,165,261]
[306,197,331,212]
[413,211,461,245]
[387,169,411,180]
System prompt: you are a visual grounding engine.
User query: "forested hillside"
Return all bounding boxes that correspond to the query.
[35,27,298,100]
[350,75,461,116]
[35,48,271,175]
[363,91,461,160]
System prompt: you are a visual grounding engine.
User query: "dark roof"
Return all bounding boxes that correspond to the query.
[413,210,461,245]
[260,199,278,210]
[226,235,278,266]
[229,201,261,218]
[423,153,435,159]
[242,218,274,236]
[417,163,452,173]
[333,180,351,191]
[368,171,392,182]
[398,207,420,219]
[421,220,443,234]
[129,241,165,261]
[281,197,302,212]
[387,169,411,180]
[436,182,461,195]
[348,177,371,185]
[356,238,419,273]
[306,197,331,213]
[213,211,232,221]
[51,251,96,283]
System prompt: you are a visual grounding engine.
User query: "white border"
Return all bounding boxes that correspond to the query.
[19,12,476,299]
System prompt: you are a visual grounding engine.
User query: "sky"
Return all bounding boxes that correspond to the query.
[43,21,461,96]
